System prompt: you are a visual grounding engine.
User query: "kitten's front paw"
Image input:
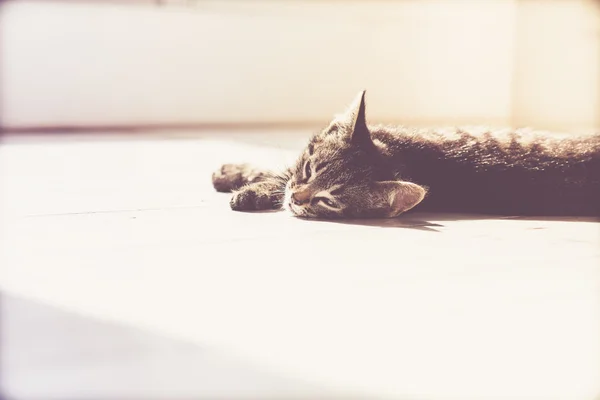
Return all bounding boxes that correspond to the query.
[212,163,266,192]
[230,186,278,211]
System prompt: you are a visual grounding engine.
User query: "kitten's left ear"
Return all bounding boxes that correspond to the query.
[372,180,427,217]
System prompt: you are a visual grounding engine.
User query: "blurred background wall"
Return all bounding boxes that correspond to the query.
[1,0,599,132]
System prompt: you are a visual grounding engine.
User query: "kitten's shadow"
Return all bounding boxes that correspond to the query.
[410,212,599,223]
[298,211,599,232]
[308,216,444,232]
[289,211,446,232]
[245,208,443,232]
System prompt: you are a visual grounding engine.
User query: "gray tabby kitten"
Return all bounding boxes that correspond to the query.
[212,91,599,218]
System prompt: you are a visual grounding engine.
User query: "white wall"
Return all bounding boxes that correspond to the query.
[512,0,600,131]
[1,0,598,131]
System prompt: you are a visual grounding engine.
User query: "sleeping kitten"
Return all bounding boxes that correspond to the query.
[212,91,600,218]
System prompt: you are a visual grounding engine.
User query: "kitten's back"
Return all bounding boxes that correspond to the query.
[372,126,600,216]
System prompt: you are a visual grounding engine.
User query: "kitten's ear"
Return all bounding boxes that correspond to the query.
[346,90,371,147]
[329,90,372,146]
[372,181,427,217]
[347,90,368,132]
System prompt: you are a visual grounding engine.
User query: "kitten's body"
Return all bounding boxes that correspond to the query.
[213,91,599,218]
[370,125,599,216]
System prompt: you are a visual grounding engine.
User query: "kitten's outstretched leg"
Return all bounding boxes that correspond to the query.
[212,163,288,211]
[212,163,270,192]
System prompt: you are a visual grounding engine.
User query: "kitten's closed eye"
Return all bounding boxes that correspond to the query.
[303,160,311,180]
[313,196,338,208]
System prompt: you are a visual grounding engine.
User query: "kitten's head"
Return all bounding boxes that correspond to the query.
[284,90,426,218]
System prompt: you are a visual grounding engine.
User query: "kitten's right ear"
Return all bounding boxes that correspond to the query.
[372,180,427,217]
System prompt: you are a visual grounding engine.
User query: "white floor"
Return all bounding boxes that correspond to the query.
[1,131,599,400]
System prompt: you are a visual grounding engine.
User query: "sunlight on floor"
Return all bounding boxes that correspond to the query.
[1,131,599,400]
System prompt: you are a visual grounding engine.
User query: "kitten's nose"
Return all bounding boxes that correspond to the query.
[291,189,311,205]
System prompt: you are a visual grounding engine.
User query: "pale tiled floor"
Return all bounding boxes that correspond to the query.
[1,131,599,400]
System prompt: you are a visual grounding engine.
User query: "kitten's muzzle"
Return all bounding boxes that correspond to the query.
[290,189,311,205]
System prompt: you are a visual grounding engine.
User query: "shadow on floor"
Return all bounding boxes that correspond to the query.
[0,293,372,400]
[306,216,444,232]
[252,208,599,231]
[408,212,600,224]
